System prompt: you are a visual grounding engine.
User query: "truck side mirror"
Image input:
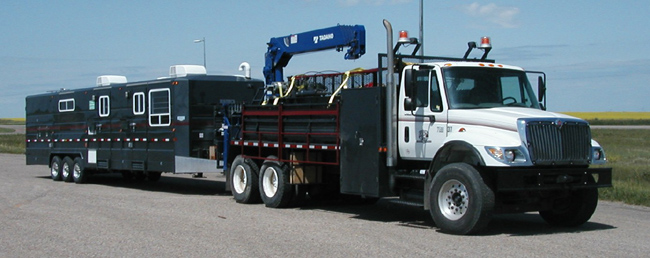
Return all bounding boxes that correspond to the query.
[404,97,415,111]
[537,76,546,103]
[403,68,414,96]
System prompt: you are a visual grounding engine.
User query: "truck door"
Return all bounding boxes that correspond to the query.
[398,67,447,160]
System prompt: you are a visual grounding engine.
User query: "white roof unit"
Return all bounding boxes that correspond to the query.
[169,65,206,78]
[96,75,128,87]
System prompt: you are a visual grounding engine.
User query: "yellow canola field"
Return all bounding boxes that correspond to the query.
[3,118,26,122]
[562,112,650,120]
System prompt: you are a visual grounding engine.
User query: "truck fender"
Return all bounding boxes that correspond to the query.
[424,140,485,210]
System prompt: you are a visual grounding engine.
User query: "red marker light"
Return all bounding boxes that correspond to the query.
[479,37,491,49]
[398,30,410,43]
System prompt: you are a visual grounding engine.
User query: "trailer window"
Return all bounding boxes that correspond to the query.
[58,98,75,112]
[98,95,110,117]
[149,89,171,126]
[133,92,145,115]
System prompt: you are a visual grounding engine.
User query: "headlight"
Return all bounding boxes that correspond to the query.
[486,147,526,164]
[591,147,607,164]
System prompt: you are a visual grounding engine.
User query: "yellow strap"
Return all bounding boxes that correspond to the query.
[273,76,297,105]
[328,68,364,106]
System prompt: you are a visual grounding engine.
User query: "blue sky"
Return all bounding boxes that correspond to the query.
[2,0,649,118]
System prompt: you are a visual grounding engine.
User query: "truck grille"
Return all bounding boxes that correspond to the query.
[524,119,591,165]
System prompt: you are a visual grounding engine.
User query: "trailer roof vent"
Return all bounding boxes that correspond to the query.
[169,65,206,78]
[96,75,128,87]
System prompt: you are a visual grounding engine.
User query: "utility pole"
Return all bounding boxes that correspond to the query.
[194,37,206,68]
[419,0,424,56]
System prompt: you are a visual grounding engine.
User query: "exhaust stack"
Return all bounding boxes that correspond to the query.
[383,19,397,167]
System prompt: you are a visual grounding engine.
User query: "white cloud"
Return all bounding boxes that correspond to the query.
[461,2,520,28]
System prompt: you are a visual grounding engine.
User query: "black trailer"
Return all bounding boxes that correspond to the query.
[26,66,264,183]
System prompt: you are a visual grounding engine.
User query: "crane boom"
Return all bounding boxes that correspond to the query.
[263,25,366,85]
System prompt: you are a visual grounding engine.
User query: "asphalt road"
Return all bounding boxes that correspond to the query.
[1,153,650,257]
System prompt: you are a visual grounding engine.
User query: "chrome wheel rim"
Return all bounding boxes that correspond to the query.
[73,163,81,179]
[62,162,70,178]
[51,162,59,178]
[438,179,469,221]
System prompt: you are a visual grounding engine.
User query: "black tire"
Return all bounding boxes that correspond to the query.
[50,156,63,181]
[259,160,293,208]
[539,178,599,227]
[121,171,134,180]
[147,172,162,182]
[61,157,75,183]
[230,155,261,204]
[72,157,88,184]
[429,163,494,235]
[133,171,146,181]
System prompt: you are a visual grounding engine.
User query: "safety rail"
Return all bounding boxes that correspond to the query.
[234,102,341,166]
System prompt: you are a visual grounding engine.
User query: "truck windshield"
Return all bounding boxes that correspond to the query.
[442,67,540,109]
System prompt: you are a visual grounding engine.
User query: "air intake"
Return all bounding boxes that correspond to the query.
[96,75,127,87]
[169,65,206,78]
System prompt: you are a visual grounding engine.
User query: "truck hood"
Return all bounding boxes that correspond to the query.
[447,107,582,132]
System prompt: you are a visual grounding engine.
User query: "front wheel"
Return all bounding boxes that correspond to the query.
[539,179,599,227]
[429,163,494,235]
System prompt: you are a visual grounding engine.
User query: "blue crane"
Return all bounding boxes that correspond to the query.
[263,25,366,85]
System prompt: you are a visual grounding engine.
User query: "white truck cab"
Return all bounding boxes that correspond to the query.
[398,62,607,167]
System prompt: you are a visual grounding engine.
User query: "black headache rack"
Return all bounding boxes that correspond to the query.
[376,53,495,87]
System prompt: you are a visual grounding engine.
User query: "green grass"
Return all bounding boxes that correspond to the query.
[0,134,25,154]
[592,129,650,206]
[0,128,15,133]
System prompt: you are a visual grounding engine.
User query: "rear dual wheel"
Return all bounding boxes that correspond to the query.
[230,155,261,204]
[259,159,293,208]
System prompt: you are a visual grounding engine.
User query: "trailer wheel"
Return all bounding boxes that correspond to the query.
[259,160,293,208]
[147,172,162,182]
[429,163,494,235]
[50,156,63,181]
[539,177,598,227]
[133,171,146,181]
[61,157,75,183]
[72,157,87,184]
[121,171,134,180]
[230,156,261,204]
